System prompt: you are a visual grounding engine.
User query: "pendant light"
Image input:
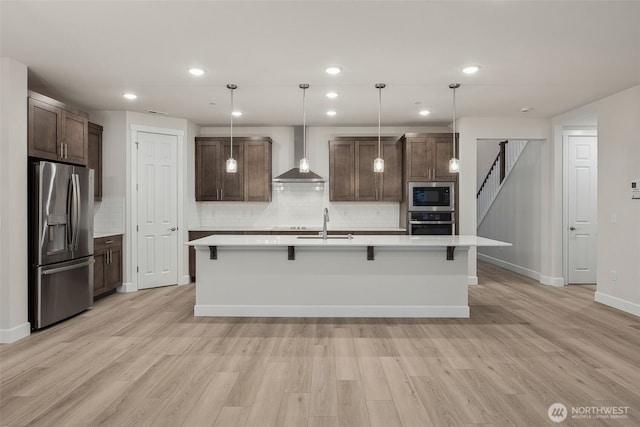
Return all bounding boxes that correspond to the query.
[448,83,461,173]
[299,84,310,173]
[226,84,238,173]
[373,83,386,173]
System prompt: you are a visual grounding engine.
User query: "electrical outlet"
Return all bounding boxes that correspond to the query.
[611,270,617,281]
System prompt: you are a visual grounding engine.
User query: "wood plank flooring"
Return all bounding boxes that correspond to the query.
[1,262,639,426]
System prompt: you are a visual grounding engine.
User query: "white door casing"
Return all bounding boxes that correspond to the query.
[136,131,178,289]
[565,131,598,284]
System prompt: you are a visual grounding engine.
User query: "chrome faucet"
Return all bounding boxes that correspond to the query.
[322,207,330,240]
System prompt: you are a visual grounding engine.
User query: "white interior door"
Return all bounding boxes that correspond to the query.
[136,131,178,289]
[567,133,598,284]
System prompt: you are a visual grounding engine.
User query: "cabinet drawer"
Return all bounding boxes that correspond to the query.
[94,234,122,251]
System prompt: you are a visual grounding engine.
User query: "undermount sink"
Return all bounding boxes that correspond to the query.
[296,235,353,240]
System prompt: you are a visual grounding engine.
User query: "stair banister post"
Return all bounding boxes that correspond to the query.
[499,140,508,184]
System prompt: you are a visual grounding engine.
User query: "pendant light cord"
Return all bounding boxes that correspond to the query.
[302,86,306,160]
[452,86,456,158]
[230,87,234,158]
[377,86,382,157]
[448,83,460,159]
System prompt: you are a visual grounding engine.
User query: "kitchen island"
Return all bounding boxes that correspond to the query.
[187,235,509,318]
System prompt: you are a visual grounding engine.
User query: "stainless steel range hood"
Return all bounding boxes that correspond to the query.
[273,126,325,191]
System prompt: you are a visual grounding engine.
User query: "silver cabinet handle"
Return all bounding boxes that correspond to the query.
[60,143,64,159]
[104,240,114,244]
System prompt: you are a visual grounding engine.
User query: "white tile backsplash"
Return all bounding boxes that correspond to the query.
[190,190,400,229]
[93,196,125,236]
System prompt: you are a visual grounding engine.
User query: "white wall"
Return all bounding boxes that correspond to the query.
[193,126,450,229]
[593,86,640,315]
[456,117,551,285]
[89,111,126,236]
[477,142,542,279]
[0,58,30,342]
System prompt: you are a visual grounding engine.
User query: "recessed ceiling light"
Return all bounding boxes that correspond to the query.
[326,92,339,99]
[462,65,481,74]
[188,67,205,76]
[325,66,342,75]
[326,110,337,116]
[419,110,431,116]
[123,93,137,100]
[232,111,242,117]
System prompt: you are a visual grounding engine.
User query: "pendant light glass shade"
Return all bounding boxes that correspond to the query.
[374,83,386,173]
[226,84,238,173]
[299,83,310,173]
[448,158,460,172]
[449,83,460,173]
[373,157,384,173]
[299,157,310,173]
[226,158,237,173]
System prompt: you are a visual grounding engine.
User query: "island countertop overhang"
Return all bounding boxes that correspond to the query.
[186,234,511,249]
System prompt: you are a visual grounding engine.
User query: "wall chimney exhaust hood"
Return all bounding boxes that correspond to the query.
[273,126,325,191]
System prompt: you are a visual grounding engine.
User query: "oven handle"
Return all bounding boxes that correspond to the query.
[409,221,454,225]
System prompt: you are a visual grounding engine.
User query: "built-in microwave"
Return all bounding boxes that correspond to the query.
[408,181,455,212]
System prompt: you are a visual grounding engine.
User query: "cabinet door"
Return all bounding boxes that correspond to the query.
[220,142,244,201]
[93,250,107,297]
[432,135,457,181]
[88,123,103,201]
[62,110,89,165]
[195,139,221,201]
[106,247,122,291]
[379,139,402,201]
[355,141,378,201]
[244,139,272,202]
[406,137,431,180]
[28,98,62,161]
[329,140,355,201]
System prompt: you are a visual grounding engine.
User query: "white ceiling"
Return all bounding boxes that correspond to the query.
[2,1,639,127]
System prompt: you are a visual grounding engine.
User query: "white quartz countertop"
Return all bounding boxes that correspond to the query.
[187,234,510,248]
[188,226,407,232]
[94,232,123,239]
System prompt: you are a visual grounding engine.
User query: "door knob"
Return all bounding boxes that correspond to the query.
[170,227,177,231]
[569,226,577,231]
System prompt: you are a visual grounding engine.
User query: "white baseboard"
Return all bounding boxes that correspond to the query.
[0,322,30,343]
[595,292,640,317]
[539,275,565,287]
[194,304,470,318]
[117,282,137,293]
[468,276,478,285]
[179,274,191,285]
[477,253,566,286]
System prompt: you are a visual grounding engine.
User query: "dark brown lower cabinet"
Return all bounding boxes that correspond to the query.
[94,235,122,300]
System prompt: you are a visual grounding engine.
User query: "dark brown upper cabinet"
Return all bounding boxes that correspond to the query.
[402,133,458,182]
[329,137,402,202]
[195,136,272,202]
[28,91,89,166]
[87,122,103,201]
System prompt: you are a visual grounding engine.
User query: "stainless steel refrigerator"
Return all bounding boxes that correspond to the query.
[30,160,94,330]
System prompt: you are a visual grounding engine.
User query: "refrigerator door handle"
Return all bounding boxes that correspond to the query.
[67,176,74,247]
[72,174,81,249]
[42,257,94,275]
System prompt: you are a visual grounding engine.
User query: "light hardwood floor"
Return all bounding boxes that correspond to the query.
[1,262,639,426]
